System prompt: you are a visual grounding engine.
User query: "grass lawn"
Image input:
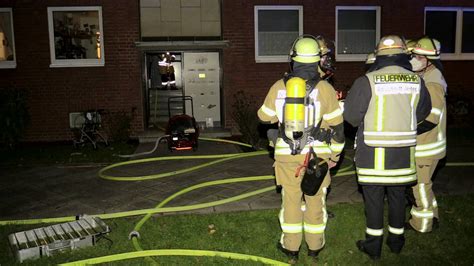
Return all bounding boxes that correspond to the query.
[0,141,137,166]
[0,194,472,265]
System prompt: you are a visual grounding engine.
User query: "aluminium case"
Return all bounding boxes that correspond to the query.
[8,216,109,263]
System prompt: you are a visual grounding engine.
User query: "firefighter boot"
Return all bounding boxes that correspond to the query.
[386,233,405,254]
[307,247,323,264]
[277,242,299,264]
[356,239,381,260]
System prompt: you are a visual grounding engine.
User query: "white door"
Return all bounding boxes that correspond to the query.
[183,52,220,126]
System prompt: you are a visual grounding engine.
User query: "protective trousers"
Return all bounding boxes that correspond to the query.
[409,159,439,232]
[361,185,406,257]
[274,161,331,252]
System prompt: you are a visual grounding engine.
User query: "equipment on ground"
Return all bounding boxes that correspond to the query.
[8,215,110,263]
[71,109,108,149]
[166,96,199,151]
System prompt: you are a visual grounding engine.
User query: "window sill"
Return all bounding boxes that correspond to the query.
[335,54,368,62]
[49,62,105,68]
[255,56,289,63]
[0,62,17,69]
[441,54,474,61]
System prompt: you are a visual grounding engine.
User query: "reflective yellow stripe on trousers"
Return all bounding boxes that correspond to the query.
[279,191,302,234]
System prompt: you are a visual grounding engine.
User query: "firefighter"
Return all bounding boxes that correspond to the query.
[158,52,177,89]
[315,36,335,81]
[258,35,344,264]
[343,35,432,259]
[407,37,447,233]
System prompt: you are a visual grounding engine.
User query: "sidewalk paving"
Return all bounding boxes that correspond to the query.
[1,129,474,222]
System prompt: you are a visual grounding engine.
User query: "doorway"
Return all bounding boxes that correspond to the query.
[145,51,221,128]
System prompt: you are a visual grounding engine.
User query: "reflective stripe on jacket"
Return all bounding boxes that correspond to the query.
[364,66,421,147]
[356,146,417,185]
[416,68,447,159]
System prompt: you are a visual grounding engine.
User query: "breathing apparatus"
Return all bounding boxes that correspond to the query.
[283,77,307,155]
[315,35,336,80]
[281,35,323,155]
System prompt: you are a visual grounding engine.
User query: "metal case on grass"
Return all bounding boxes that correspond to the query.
[8,216,109,263]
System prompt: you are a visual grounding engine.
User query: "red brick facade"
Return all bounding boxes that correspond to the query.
[1,0,474,142]
[0,0,142,141]
[222,0,474,128]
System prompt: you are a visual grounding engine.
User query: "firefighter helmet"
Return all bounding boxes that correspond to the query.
[412,37,441,60]
[315,36,331,56]
[365,52,376,64]
[376,35,407,56]
[405,39,417,54]
[290,35,321,63]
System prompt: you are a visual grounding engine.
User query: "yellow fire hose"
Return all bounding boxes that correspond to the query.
[1,136,472,264]
[58,249,289,266]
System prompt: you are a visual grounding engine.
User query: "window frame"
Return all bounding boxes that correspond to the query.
[47,6,105,68]
[425,7,474,60]
[335,6,381,62]
[0,8,16,69]
[254,5,303,63]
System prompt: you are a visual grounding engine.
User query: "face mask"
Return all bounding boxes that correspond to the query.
[410,57,424,71]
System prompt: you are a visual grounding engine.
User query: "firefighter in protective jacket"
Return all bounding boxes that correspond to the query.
[407,37,447,233]
[258,35,344,263]
[315,36,335,81]
[343,35,432,259]
[158,52,176,88]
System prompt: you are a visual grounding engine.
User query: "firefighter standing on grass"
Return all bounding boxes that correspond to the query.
[407,37,447,233]
[258,35,344,264]
[343,35,432,259]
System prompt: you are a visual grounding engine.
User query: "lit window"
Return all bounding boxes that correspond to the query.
[47,6,104,67]
[425,7,474,60]
[335,6,380,62]
[0,8,16,69]
[254,5,303,63]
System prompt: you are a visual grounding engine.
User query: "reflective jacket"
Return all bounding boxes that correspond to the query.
[415,67,447,160]
[258,79,344,164]
[364,66,421,147]
[344,65,432,186]
[158,54,175,74]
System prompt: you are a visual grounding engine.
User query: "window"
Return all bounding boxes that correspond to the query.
[335,6,380,61]
[254,6,302,63]
[47,6,104,67]
[0,8,16,68]
[425,7,474,60]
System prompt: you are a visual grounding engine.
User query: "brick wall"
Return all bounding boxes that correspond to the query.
[0,0,142,142]
[222,0,474,128]
[1,0,474,141]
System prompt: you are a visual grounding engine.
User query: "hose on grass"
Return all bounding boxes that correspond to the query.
[58,249,289,266]
[2,136,474,264]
